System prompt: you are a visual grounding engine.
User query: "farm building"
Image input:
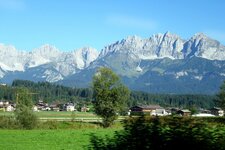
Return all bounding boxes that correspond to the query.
[177,109,191,116]
[130,105,168,116]
[210,107,224,116]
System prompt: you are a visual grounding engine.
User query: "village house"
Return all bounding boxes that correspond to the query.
[0,104,15,112]
[66,105,75,111]
[81,106,90,112]
[0,101,15,112]
[191,108,216,117]
[33,105,38,112]
[199,108,211,114]
[35,100,50,111]
[49,104,60,111]
[41,106,51,111]
[0,101,9,106]
[130,105,168,116]
[169,108,180,115]
[5,105,15,112]
[177,109,191,116]
[210,107,224,116]
[63,102,75,111]
[151,108,169,116]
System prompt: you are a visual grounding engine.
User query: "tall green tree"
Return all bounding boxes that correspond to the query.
[92,67,130,127]
[217,81,225,110]
[14,88,38,129]
[15,88,33,109]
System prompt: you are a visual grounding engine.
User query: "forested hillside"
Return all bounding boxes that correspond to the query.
[0,80,216,108]
[130,91,216,108]
[11,80,93,102]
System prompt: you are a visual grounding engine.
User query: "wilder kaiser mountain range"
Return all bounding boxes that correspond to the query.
[0,32,225,94]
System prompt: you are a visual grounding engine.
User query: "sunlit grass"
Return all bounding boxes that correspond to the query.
[0,128,119,150]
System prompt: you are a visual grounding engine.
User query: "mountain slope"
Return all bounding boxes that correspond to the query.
[61,32,225,94]
[0,32,225,94]
[183,33,225,60]
[61,57,225,94]
[0,45,99,82]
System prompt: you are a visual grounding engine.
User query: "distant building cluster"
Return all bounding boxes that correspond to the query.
[0,101,15,112]
[32,100,90,112]
[0,100,224,117]
[129,105,224,117]
[0,100,90,112]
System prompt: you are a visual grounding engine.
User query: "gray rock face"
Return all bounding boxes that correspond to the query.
[99,32,185,60]
[61,32,225,94]
[0,44,99,82]
[100,32,225,61]
[0,32,225,94]
[183,33,225,60]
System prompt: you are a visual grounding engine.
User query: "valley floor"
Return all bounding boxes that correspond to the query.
[0,128,117,150]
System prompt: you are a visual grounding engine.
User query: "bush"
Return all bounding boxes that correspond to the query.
[0,116,18,129]
[90,116,225,150]
[37,121,102,130]
[15,106,38,129]
[37,120,59,129]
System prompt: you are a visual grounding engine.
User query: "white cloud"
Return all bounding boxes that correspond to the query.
[0,0,26,11]
[106,14,157,31]
[204,30,225,45]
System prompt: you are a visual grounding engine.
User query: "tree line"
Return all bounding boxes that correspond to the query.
[0,79,216,108]
[2,80,93,103]
[130,91,216,109]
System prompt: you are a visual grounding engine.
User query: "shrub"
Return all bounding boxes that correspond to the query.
[38,120,59,129]
[0,116,18,129]
[90,116,225,150]
[15,106,38,129]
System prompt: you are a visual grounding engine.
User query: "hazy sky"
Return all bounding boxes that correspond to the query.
[0,0,225,51]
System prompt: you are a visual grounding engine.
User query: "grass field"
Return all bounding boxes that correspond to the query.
[0,111,96,117]
[0,128,119,150]
[0,111,126,122]
[0,111,123,149]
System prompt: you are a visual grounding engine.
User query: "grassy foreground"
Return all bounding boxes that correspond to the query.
[0,111,126,122]
[0,111,97,118]
[0,128,118,150]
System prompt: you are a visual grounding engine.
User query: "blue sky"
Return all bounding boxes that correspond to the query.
[0,0,225,51]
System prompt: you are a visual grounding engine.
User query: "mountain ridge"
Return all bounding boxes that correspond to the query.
[0,44,99,82]
[99,32,225,60]
[0,32,225,94]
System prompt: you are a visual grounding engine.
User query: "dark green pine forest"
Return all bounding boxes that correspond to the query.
[0,80,216,108]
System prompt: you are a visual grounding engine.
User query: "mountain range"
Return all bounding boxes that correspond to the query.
[0,32,225,94]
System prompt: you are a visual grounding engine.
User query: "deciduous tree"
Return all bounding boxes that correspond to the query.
[14,88,38,129]
[92,67,130,127]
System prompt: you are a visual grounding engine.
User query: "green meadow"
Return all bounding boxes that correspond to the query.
[0,111,122,150]
[0,128,118,150]
[1,111,225,150]
[0,111,126,122]
[0,111,97,118]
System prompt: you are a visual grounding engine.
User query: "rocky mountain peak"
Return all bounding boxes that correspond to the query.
[76,47,99,57]
[74,47,99,60]
[32,44,61,57]
[123,35,142,43]
[99,32,186,60]
[0,44,100,82]
[54,47,100,76]
[183,33,225,60]
[99,32,225,60]
[192,32,208,40]
[0,43,18,54]
[0,32,225,84]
